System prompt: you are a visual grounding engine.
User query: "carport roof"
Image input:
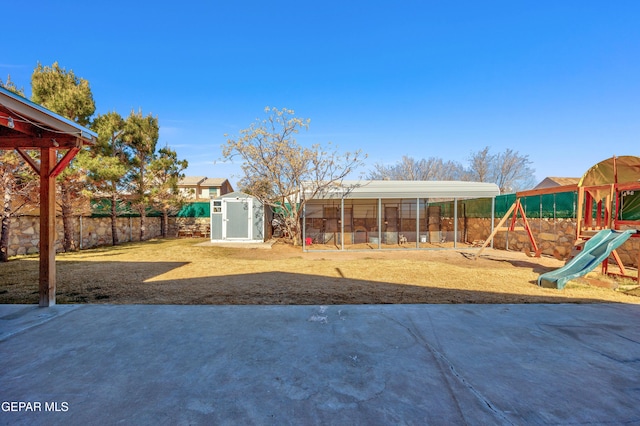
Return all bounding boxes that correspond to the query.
[303,180,501,200]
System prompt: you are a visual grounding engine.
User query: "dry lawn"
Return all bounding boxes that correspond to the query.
[0,238,638,305]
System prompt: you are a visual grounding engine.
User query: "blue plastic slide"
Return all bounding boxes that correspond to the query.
[537,229,636,289]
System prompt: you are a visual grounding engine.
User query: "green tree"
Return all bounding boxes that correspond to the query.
[31,62,95,127]
[31,62,96,251]
[0,75,24,96]
[148,146,189,237]
[223,107,365,245]
[86,111,131,245]
[123,110,159,241]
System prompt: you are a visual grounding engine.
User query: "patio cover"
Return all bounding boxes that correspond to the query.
[303,180,501,200]
[0,86,97,306]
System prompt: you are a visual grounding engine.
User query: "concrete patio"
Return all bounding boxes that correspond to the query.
[1,303,639,425]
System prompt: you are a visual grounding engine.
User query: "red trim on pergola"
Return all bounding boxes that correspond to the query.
[0,89,96,307]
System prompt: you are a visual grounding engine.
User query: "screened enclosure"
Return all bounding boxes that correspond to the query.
[302,181,501,251]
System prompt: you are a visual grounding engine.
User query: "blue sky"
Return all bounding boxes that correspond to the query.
[3,1,639,189]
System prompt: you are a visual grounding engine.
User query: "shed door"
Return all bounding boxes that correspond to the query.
[224,199,251,239]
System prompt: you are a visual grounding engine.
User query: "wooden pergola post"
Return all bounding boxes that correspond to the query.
[39,147,57,306]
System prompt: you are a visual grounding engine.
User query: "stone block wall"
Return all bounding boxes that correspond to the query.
[5,215,172,257]
[463,217,639,268]
[6,214,637,268]
[174,217,210,237]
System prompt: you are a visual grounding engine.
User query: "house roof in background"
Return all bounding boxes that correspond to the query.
[201,178,228,186]
[178,176,230,187]
[178,176,207,185]
[533,177,580,190]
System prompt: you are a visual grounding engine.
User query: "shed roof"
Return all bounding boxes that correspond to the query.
[215,191,262,204]
[303,180,501,200]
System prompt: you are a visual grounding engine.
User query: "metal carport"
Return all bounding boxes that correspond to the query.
[301,180,500,251]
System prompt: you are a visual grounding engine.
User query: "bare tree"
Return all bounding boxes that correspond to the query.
[369,155,465,181]
[222,107,366,245]
[494,148,536,193]
[0,152,39,261]
[466,146,495,183]
[369,147,535,193]
[467,146,535,193]
[0,77,39,261]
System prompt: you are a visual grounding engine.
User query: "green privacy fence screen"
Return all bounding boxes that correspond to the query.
[438,190,640,220]
[90,192,639,220]
[621,190,640,220]
[91,200,211,218]
[431,192,578,219]
[176,202,210,218]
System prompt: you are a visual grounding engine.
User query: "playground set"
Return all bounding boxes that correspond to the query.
[478,156,640,288]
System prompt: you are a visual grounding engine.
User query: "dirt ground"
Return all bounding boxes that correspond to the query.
[0,238,638,305]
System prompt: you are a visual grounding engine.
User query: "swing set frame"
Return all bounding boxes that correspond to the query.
[476,156,640,283]
[476,184,577,258]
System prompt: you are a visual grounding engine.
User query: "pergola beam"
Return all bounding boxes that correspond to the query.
[0,135,81,149]
[50,147,80,178]
[0,112,41,136]
[16,148,40,174]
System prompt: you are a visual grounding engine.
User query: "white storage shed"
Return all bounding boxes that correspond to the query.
[210,192,266,243]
